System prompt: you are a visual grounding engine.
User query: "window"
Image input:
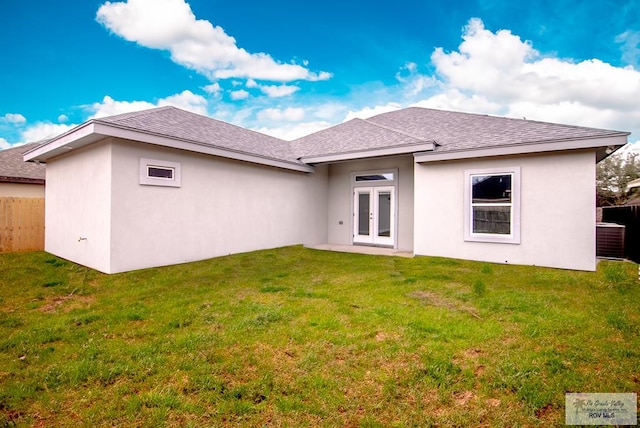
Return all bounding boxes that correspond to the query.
[139,158,181,187]
[355,172,394,182]
[464,167,520,244]
[148,166,174,179]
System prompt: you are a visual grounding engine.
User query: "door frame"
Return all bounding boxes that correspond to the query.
[351,169,398,248]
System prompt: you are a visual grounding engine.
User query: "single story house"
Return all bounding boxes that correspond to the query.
[0,142,45,197]
[627,177,640,192]
[24,107,629,273]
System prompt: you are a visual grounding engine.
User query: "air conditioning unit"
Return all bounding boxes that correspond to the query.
[596,223,625,259]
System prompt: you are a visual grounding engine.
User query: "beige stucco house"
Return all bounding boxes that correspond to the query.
[0,142,45,197]
[24,107,629,273]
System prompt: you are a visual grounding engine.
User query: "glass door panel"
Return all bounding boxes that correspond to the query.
[377,191,391,238]
[358,192,370,236]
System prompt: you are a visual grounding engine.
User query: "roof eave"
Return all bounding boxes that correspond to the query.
[24,121,314,174]
[0,176,45,185]
[300,142,436,164]
[23,121,100,163]
[414,134,629,163]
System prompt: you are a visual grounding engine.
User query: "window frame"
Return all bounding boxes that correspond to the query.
[139,158,182,187]
[464,166,521,244]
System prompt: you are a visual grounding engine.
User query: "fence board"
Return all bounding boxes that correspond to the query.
[0,197,45,253]
[602,205,640,264]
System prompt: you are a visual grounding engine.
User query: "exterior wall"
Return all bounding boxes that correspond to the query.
[327,155,414,251]
[108,139,328,273]
[0,183,45,197]
[414,150,597,271]
[44,142,112,273]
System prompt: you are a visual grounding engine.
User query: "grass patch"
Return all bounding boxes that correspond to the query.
[0,248,638,426]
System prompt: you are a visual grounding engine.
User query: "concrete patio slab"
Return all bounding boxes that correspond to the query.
[307,244,414,258]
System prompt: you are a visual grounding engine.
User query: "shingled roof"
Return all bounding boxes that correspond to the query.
[24,106,313,172]
[0,142,46,184]
[293,107,629,161]
[24,106,629,170]
[369,107,626,150]
[96,107,298,164]
[291,118,435,162]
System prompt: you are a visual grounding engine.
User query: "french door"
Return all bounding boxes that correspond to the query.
[353,186,395,246]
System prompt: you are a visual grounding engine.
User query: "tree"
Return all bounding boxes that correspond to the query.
[596,151,640,206]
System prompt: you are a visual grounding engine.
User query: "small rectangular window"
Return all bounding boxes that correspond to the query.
[464,167,520,244]
[148,166,174,179]
[355,173,394,182]
[140,158,181,187]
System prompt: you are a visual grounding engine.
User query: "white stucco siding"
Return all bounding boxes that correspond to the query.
[326,155,414,251]
[44,142,112,273]
[0,183,45,197]
[109,140,327,273]
[414,150,597,271]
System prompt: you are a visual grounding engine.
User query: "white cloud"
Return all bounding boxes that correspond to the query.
[343,102,402,122]
[259,84,300,98]
[0,137,11,150]
[58,114,69,123]
[157,90,208,115]
[230,89,249,100]
[2,113,27,124]
[246,79,299,98]
[96,0,331,83]
[617,140,640,156]
[257,107,305,122]
[203,82,221,94]
[89,90,208,118]
[399,18,640,140]
[410,89,502,114]
[616,30,640,68]
[89,96,156,118]
[313,103,348,120]
[21,123,76,143]
[13,90,209,145]
[254,120,332,140]
[396,62,438,96]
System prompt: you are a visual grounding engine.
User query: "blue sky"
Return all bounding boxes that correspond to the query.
[1,0,639,149]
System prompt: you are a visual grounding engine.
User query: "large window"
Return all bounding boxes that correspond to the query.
[464,167,520,244]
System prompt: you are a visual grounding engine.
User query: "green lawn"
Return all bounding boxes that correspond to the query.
[0,247,638,427]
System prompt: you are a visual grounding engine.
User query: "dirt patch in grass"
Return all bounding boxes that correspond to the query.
[454,348,486,377]
[453,390,476,406]
[408,290,482,319]
[38,293,95,313]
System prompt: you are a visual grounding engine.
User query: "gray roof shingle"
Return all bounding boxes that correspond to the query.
[365,107,627,152]
[95,106,302,165]
[0,142,46,183]
[27,106,629,168]
[291,118,429,158]
[293,107,628,159]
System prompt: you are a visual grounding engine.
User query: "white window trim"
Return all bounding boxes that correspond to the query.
[352,169,397,187]
[139,158,182,187]
[464,166,520,244]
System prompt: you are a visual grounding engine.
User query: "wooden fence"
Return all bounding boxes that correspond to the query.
[0,197,45,253]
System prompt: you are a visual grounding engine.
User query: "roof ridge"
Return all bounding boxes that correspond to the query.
[93,106,175,124]
[96,106,290,143]
[400,106,628,134]
[360,117,432,143]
